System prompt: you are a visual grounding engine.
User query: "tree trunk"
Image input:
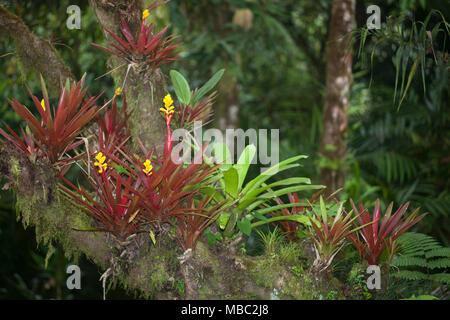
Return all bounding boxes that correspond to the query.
[319,0,355,193]
[89,0,166,152]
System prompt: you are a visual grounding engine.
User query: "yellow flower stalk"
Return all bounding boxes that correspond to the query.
[40,99,46,111]
[143,159,153,176]
[115,87,122,96]
[160,105,174,117]
[160,94,175,117]
[142,9,149,20]
[163,94,173,108]
[94,152,107,173]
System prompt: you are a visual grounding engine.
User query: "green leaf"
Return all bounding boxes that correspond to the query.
[237,218,252,236]
[398,56,420,109]
[192,69,225,103]
[218,213,230,230]
[205,228,223,246]
[242,155,308,194]
[213,142,232,171]
[258,184,325,200]
[249,177,311,197]
[251,214,311,229]
[223,167,239,198]
[253,202,307,215]
[170,70,191,105]
[234,144,256,191]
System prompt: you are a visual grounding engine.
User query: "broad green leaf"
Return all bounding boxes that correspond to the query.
[251,215,311,228]
[213,142,232,171]
[237,218,252,236]
[205,228,222,246]
[192,69,225,103]
[258,184,325,200]
[170,70,191,105]
[242,155,307,194]
[218,213,230,230]
[223,167,239,198]
[251,211,269,222]
[247,177,311,198]
[253,202,308,215]
[234,144,256,191]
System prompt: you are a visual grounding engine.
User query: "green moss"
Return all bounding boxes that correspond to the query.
[9,158,21,178]
[346,262,373,300]
[247,241,322,299]
[120,238,180,299]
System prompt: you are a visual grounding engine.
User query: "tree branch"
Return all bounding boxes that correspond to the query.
[0,6,75,93]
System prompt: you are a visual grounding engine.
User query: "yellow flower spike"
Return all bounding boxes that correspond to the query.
[95,152,106,164]
[143,159,153,176]
[163,94,173,109]
[40,99,46,112]
[94,152,107,173]
[160,106,174,114]
[142,9,150,20]
[160,94,175,117]
[115,87,122,96]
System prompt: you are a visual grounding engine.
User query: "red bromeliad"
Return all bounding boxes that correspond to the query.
[174,194,228,251]
[345,199,428,265]
[269,190,323,242]
[0,125,40,162]
[1,74,100,166]
[60,151,148,241]
[308,197,364,272]
[173,93,215,129]
[89,2,182,70]
[97,88,131,156]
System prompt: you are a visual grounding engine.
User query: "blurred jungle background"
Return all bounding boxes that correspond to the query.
[0,0,448,299]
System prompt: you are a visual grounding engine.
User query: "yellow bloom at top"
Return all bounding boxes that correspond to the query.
[94,152,107,173]
[142,9,150,20]
[115,87,122,96]
[143,159,153,176]
[160,94,175,117]
[163,94,173,109]
[40,99,46,112]
[95,152,106,164]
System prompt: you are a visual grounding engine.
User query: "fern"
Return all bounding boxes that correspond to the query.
[391,232,450,285]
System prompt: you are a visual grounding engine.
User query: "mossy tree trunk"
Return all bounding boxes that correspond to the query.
[89,0,166,152]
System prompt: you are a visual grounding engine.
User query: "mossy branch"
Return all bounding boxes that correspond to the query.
[0,6,75,93]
